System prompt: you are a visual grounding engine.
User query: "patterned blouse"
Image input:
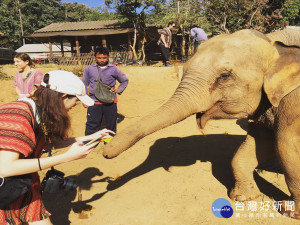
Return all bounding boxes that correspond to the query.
[157,27,172,48]
[0,101,50,225]
[14,70,44,95]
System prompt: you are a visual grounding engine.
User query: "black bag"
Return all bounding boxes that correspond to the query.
[94,67,116,104]
[0,174,33,209]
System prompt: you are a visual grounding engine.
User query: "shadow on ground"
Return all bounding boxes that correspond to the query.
[44,134,288,224]
[106,134,288,201]
[43,167,109,225]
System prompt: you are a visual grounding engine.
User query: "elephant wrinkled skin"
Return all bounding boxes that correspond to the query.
[103,28,300,219]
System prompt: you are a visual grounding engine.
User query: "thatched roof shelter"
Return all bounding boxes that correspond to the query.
[25,20,135,57]
[28,20,133,37]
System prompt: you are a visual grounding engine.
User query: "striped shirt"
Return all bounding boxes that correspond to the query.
[157,27,172,48]
[0,101,50,225]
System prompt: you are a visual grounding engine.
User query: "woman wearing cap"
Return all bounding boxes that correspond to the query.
[14,53,44,99]
[0,70,114,225]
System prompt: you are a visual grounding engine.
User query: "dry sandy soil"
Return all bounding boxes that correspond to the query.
[1,65,300,225]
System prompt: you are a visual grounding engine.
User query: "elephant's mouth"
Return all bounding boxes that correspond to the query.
[196,112,206,129]
[196,103,249,129]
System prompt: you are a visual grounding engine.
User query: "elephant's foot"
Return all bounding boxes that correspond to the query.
[278,200,300,219]
[230,181,261,201]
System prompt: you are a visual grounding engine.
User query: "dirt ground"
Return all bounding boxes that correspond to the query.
[1,65,300,225]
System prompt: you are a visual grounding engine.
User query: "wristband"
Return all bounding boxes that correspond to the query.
[37,158,42,171]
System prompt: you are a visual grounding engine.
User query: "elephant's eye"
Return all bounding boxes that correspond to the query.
[219,73,230,79]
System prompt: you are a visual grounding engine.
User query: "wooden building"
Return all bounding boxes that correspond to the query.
[25,20,137,64]
[25,20,161,65]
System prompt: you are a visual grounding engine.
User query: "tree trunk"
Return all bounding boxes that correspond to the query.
[130,23,138,60]
[188,34,193,55]
[141,37,146,62]
[181,27,186,57]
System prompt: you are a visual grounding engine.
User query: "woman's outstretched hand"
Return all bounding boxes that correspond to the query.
[76,128,115,145]
[65,141,98,161]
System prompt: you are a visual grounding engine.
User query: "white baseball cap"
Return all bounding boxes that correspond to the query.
[40,70,94,106]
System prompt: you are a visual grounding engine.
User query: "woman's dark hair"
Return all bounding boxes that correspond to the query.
[14,53,35,68]
[33,73,72,140]
[94,47,109,56]
[168,21,175,26]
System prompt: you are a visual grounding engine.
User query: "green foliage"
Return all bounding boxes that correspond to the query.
[0,0,22,48]
[148,1,211,34]
[203,0,289,33]
[0,0,297,55]
[21,0,64,36]
[61,3,116,22]
[105,0,165,27]
[0,0,117,50]
[0,0,64,49]
[85,6,117,21]
[281,0,300,25]
[104,0,166,60]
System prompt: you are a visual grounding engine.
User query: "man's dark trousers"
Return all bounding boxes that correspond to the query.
[85,103,117,135]
[159,44,170,65]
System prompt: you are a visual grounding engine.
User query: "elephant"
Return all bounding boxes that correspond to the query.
[103,28,300,218]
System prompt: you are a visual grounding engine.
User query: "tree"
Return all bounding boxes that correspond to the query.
[61,2,116,22]
[174,0,209,56]
[85,5,117,21]
[0,0,22,48]
[0,0,64,49]
[203,0,289,34]
[105,0,166,61]
[0,0,117,50]
[21,0,64,36]
[148,0,210,57]
[281,0,300,26]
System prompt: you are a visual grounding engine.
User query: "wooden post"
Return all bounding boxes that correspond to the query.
[101,36,107,48]
[60,38,64,57]
[75,36,80,56]
[75,37,81,65]
[49,39,53,62]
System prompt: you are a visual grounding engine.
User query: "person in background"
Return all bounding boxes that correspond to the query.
[82,47,129,135]
[13,53,44,98]
[190,25,208,54]
[157,21,176,67]
[0,70,114,225]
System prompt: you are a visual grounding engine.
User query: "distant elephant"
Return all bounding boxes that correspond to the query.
[103,28,300,218]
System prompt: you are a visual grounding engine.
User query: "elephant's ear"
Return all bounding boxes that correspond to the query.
[263,28,300,107]
[266,28,300,48]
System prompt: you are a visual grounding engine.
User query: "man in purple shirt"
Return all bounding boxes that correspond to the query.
[190,26,208,53]
[82,47,128,135]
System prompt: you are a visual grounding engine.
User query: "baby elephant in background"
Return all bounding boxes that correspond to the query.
[103,28,300,218]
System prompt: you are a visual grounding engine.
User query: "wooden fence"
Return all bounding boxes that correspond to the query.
[48,51,134,65]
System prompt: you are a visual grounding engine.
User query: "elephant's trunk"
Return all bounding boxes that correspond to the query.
[103,83,210,158]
